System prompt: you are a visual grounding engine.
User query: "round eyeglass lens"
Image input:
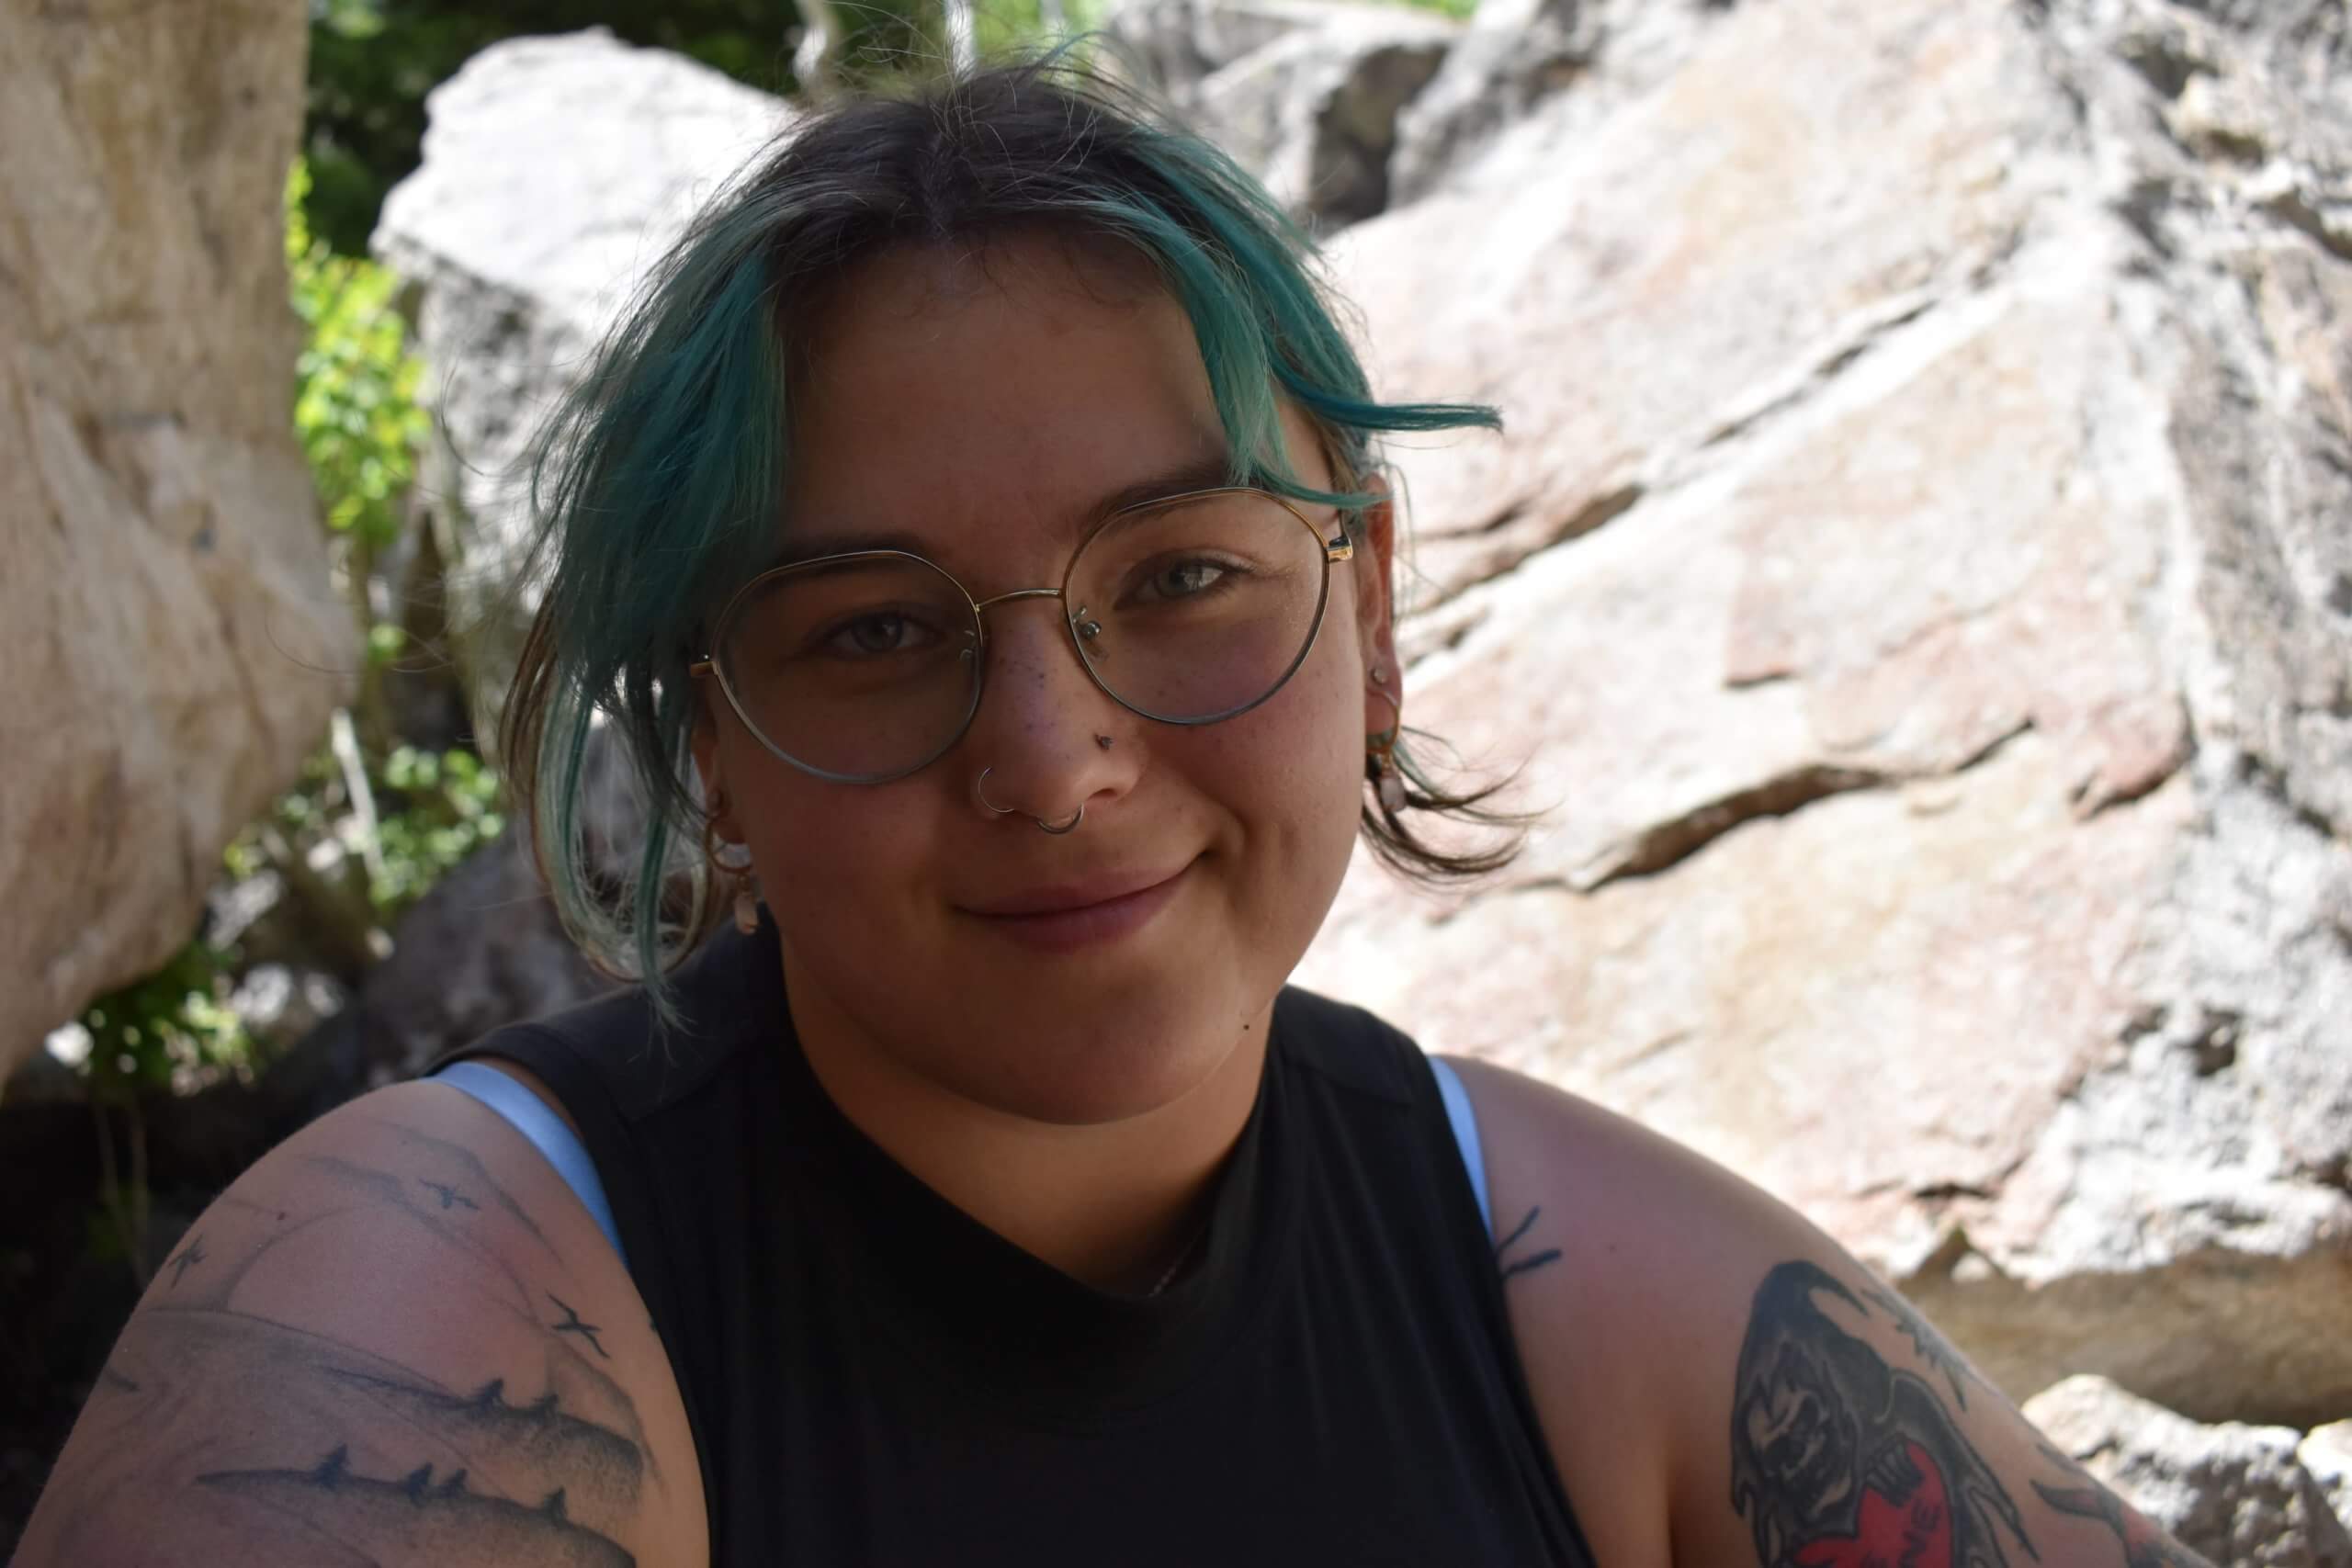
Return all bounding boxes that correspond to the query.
[715,554,982,780]
[1065,491,1331,723]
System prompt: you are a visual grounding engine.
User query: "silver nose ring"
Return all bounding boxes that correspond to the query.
[974,768,1083,835]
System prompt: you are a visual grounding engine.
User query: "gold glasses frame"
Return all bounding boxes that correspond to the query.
[687,486,1358,784]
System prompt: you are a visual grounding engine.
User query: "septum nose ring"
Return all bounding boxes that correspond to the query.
[974,768,1084,835]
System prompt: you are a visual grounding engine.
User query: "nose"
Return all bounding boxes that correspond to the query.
[958,595,1137,824]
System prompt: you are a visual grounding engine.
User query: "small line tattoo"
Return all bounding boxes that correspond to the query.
[548,1292,611,1359]
[1860,1280,1974,1409]
[1499,1247,1566,1281]
[2035,1446,2210,1568]
[419,1179,481,1213]
[1494,1205,1564,1283]
[165,1236,207,1287]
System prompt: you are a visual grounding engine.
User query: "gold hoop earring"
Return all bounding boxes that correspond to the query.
[702,811,761,935]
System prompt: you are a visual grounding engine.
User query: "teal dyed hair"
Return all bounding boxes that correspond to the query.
[503,51,1512,1021]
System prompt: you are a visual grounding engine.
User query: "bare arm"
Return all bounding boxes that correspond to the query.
[1450,1057,2215,1568]
[15,1078,705,1567]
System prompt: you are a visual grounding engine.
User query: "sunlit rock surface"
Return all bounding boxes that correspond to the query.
[0,0,353,1080]
[1300,0,2352,1431]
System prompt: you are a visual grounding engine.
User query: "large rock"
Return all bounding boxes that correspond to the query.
[371,30,794,740]
[1388,0,1721,209]
[1099,0,1345,101]
[1104,0,1462,231]
[2306,1423,2352,1545]
[1299,0,2352,1427]
[2024,1375,2352,1567]
[1186,6,1457,230]
[0,0,353,1081]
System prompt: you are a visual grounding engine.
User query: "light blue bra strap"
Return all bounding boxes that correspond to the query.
[433,1060,629,1271]
[1427,1055,1494,1240]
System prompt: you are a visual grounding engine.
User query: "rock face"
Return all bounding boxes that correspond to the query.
[1388,0,1720,209]
[1108,0,1461,231]
[371,30,795,740]
[2024,1376,2352,1566]
[1297,0,2352,1430]
[0,0,353,1080]
[2307,1422,2352,1544]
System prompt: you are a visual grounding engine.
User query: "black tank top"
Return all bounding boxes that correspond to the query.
[435,919,1597,1566]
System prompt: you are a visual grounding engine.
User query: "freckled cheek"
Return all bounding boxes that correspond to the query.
[1188,661,1363,844]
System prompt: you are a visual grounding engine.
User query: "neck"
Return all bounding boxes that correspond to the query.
[780,945,1272,1292]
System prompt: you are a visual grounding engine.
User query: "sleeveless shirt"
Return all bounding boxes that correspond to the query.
[431,919,1597,1566]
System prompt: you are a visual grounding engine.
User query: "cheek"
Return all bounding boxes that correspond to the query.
[1191,633,1365,860]
[722,739,933,918]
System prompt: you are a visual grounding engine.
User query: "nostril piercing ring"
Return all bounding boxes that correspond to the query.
[974,768,1016,816]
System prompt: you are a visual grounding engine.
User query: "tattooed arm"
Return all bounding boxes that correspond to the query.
[1443,1057,2216,1568]
[15,1076,707,1567]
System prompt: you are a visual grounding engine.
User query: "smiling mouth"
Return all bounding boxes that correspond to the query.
[964,862,1193,952]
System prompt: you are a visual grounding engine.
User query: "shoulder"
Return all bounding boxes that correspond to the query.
[1438,1057,1708,1566]
[17,1077,707,1567]
[1444,1058,2217,1568]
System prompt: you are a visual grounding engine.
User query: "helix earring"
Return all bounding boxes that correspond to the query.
[702,809,761,935]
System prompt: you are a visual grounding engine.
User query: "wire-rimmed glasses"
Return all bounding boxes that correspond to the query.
[688,487,1357,784]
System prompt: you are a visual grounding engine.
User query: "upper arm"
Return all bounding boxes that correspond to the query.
[16,1077,707,1568]
[1448,1055,2215,1568]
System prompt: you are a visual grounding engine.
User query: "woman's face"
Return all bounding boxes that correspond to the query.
[694,234,1397,1125]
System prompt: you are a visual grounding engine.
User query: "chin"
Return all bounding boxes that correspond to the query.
[937,976,1251,1126]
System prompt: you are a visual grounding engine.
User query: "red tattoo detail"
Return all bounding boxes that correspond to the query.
[1794,1441,1955,1568]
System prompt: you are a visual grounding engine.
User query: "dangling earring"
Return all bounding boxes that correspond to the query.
[702,809,761,935]
[1367,667,1407,815]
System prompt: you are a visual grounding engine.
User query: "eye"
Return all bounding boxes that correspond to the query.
[1134,556,1246,604]
[816,611,939,659]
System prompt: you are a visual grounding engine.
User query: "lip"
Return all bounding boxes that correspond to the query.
[964,862,1193,952]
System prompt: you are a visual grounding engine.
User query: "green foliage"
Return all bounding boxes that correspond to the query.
[969,0,1112,62]
[286,159,431,548]
[77,942,253,1106]
[369,746,507,913]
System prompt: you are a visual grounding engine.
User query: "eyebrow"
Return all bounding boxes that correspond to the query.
[763,450,1245,571]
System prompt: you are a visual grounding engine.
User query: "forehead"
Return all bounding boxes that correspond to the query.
[784,236,1239,566]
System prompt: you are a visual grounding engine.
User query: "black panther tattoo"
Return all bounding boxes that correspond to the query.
[1729,1261,2034,1568]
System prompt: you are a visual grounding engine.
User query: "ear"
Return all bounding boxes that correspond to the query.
[1352,473,1402,734]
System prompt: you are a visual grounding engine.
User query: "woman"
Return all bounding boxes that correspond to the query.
[20,55,2209,1568]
